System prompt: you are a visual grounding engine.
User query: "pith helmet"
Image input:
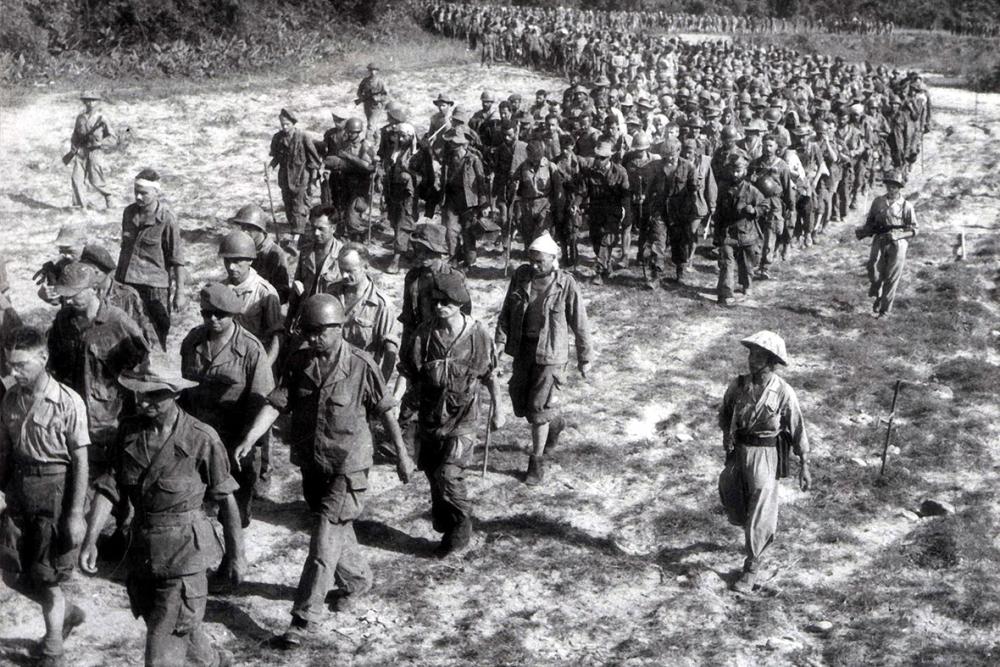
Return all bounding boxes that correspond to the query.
[300,294,347,328]
[228,203,267,231]
[740,330,788,365]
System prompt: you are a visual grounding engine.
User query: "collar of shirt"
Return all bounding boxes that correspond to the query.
[132,199,165,228]
[192,324,248,364]
[231,268,262,296]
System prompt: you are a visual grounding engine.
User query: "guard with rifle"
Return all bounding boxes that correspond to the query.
[855,169,917,319]
[396,272,502,558]
[323,117,376,242]
[67,91,115,209]
[718,330,811,593]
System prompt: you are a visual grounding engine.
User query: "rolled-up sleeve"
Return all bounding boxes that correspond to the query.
[202,435,240,500]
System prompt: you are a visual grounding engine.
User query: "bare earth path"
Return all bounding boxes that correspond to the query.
[1,57,999,666]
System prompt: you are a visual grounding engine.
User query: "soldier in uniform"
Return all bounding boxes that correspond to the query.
[218,231,283,365]
[355,63,388,133]
[552,134,583,267]
[286,206,343,328]
[855,170,917,319]
[81,358,245,667]
[398,273,503,557]
[115,169,186,350]
[1,326,90,667]
[270,109,322,244]
[228,203,292,305]
[579,140,630,284]
[441,132,490,268]
[324,117,376,241]
[510,140,563,248]
[234,295,414,648]
[47,262,149,475]
[718,331,811,593]
[180,283,275,533]
[747,135,794,279]
[714,154,766,307]
[622,132,660,272]
[381,122,420,275]
[495,233,592,485]
[78,244,156,346]
[34,226,86,306]
[325,244,400,382]
[645,140,698,285]
[68,91,115,209]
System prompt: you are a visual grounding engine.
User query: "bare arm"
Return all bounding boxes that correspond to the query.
[233,404,281,467]
[378,409,413,483]
[80,493,114,574]
[64,445,89,548]
[217,494,246,584]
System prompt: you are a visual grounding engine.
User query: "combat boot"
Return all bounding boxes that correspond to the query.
[524,455,545,486]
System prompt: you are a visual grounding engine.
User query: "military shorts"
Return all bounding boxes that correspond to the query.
[509,337,563,425]
[0,465,77,588]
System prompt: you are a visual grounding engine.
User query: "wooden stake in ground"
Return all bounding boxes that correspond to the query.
[880,380,903,476]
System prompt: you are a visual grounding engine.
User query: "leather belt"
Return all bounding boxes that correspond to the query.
[736,434,777,447]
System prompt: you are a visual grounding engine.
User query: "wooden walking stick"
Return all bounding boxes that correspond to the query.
[263,162,286,247]
[482,401,495,478]
[879,380,902,476]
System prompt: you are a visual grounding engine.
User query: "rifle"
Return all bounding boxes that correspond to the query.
[262,162,286,247]
[63,117,108,165]
[879,380,902,476]
[482,401,495,477]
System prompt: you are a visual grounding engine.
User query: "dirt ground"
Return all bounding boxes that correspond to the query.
[1,53,999,666]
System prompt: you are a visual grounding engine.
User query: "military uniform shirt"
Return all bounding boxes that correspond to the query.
[268,343,394,475]
[0,376,90,466]
[116,200,185,289]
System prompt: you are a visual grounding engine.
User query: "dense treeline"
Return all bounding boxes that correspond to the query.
[0,0,419,81]
[1,0,998,83]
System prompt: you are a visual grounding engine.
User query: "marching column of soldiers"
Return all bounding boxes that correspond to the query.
[0,1,933,664]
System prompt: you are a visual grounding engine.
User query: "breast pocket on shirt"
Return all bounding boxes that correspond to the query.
[324,389,359,435]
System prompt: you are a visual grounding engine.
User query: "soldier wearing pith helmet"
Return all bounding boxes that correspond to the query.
[718,330,811,593]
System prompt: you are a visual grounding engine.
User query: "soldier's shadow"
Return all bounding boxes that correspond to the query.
[6,193,65,211]
[251,496,311,531]
[205,598,274,643]
[354,519,439,559]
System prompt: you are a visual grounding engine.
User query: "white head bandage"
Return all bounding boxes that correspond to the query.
[528,232,560,256]
[134,178,161,191]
